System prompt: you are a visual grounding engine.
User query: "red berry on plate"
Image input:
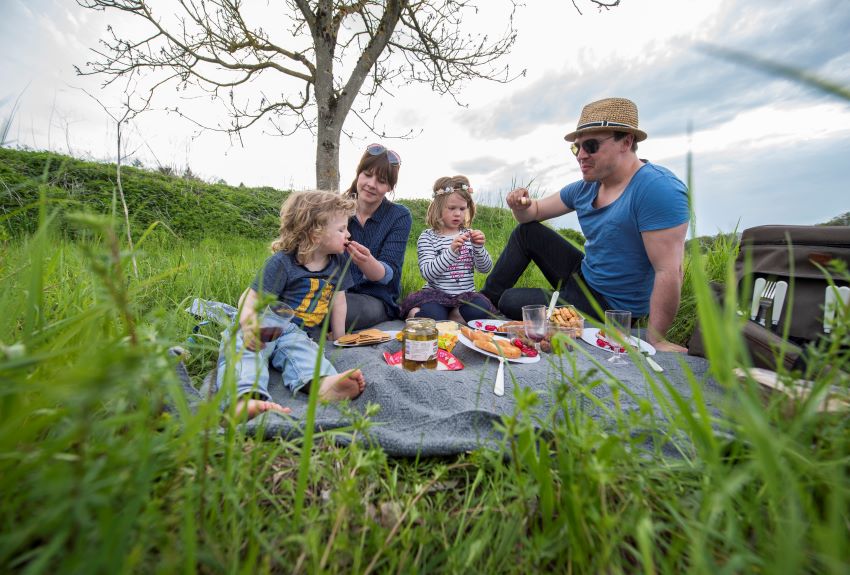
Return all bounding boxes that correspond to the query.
[485,324,496,331]
[524,348,538,357]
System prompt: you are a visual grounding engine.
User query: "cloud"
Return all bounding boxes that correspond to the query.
[461,0,850,142]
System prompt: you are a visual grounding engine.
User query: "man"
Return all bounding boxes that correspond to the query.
[480,97,689,352]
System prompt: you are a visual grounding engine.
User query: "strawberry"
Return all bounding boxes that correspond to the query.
[485,324,497,331]
[524,348,538,357]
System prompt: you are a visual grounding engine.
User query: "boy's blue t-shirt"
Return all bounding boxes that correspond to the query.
[251,251,352,328]
[559,162,689,315]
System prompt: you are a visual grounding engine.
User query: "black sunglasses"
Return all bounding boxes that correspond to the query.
[366,143,401,166]
[570,135,615,157]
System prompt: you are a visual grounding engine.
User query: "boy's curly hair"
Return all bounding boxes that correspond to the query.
[426,175,475,231]
[271,191,356,263]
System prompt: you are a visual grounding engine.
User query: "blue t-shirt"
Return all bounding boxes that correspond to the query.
[251,251,353,328]
[346,199,412,318]
[559,162,689,315]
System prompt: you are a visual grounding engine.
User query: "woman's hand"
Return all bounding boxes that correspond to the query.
[468,229,486,246]
[346,241,385,281]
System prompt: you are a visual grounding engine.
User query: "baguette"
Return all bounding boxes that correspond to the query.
[475,338,521,359]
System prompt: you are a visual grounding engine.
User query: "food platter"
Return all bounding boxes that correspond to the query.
[467,319,524,335]
[456,332,540,364]
[580,327,656,356]
[334,330,398,347]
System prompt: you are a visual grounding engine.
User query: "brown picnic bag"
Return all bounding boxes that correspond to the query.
[689,225,850,370]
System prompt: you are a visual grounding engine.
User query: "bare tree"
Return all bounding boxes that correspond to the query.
[75,0,527,190]
[82,79,153,279]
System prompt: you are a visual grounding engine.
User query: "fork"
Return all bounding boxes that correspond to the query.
[756,280,777,326]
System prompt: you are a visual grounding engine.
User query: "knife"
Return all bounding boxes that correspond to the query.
[771,281,788,329]
[644,354,664,373]
[750,277,766,321]
[493,357,505,396]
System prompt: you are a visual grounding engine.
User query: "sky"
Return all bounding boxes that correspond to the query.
[1,0,849,237]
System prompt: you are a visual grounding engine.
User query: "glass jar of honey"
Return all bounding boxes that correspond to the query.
[402,318,438,371]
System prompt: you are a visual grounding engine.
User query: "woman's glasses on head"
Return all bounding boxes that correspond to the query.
[366,143,401,166]
[570,135,615,157]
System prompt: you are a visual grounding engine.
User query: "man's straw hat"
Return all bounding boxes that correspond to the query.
[564,97,647,142]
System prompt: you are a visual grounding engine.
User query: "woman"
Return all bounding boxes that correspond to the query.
[342,143,413,330]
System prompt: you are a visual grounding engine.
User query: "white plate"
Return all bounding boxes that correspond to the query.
[334,330,399,347]
[467,319,513,334]
[580,327,656,356]
[456,333,540,364]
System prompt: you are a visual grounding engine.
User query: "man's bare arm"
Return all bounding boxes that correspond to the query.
[506,188,573,224]
[642,223,689,352]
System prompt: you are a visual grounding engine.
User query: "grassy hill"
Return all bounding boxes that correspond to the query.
[0,147,536,244]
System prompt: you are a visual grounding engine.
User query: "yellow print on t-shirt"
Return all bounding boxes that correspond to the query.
[293,277,335,327]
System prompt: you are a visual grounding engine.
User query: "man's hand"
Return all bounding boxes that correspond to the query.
[468,229,486,246]
[506,187,531,211]
[451,232,470,254]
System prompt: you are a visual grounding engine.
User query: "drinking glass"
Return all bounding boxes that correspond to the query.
[260,302,295,342]
[604,309,632,365]
[521,304,547,351]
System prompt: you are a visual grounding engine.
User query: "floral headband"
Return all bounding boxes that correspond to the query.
[434,183,471,197]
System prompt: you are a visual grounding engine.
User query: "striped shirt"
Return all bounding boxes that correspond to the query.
[417,228,493,295]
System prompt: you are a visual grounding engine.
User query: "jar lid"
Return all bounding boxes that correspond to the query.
[405,317,436,327]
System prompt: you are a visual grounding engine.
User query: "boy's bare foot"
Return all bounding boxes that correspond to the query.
[318,369,366,401]
[234,398,291,420]
[406,307,420,319]
[448,307,463,324]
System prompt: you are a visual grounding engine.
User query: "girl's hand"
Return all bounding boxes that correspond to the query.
[468,229,485,246]
[451,232,470,254]
[506,187,531,211]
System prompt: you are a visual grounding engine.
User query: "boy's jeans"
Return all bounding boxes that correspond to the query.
[216,322,337,401]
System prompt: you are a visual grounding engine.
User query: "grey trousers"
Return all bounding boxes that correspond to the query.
[344,292,392,331]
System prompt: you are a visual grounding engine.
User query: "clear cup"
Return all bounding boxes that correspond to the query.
[259,302,295,342]
[521,304,547,351]
[604,309,632,365]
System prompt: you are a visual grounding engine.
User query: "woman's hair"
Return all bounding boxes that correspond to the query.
[342,146,400,198]
[271,190,356,263]
[426,175,475,231]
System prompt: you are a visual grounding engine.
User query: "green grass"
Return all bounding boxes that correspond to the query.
[1,150,849,573]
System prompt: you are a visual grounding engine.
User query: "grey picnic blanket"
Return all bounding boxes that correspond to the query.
[175,301,726,457]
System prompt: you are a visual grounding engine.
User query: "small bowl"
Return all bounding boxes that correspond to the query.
[540,321,578,354]
[549,306,584,334]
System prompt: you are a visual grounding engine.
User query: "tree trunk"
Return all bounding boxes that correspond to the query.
[310,0,403,191]
[316,110,341,191]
